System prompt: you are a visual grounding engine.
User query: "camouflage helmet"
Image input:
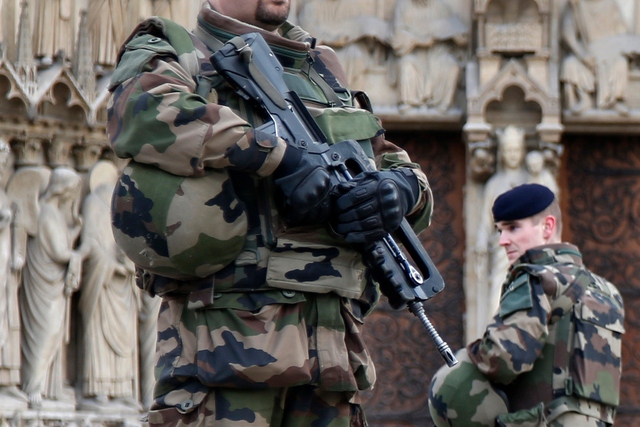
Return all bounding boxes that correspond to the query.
[111,161,248,279]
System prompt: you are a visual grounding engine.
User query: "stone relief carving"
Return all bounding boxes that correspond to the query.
[150,0,197,30]
[77,161,140,413]
[0,139,28,410]
[298,0,468,113]
[392,0,467,113]
[86,0,128,67]
[0,130,159,424]
[485,0,541,54]
[33,0,76,66]
[134,0,197,29]
[560,0,640,115]
[298,0,393,92]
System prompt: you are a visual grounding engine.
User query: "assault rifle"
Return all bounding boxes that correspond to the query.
[211,33,457,367]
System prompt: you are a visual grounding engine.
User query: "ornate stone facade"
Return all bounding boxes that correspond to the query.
[0,0,638,425]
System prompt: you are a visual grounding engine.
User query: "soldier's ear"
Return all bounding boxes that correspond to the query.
[542,216,555,240]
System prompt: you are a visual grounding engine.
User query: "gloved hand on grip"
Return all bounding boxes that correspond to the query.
[330,169,420,243]
[273,145,332,226]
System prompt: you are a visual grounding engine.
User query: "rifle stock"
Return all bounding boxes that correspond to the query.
[211,32,457,367]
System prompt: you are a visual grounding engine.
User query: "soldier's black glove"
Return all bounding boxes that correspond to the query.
[331,169,420,243]
[273,145,332,226]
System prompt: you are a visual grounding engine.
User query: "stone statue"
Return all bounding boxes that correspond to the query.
[86,0,128,66]
[4,140,51,410]
[560,0,640,115]
[525,149,559,196]
[6,162,51,290]
[19,167,83,409]
[0,139,28,410]
[77,161,140,413]
[475,126,531,324]
[151,0,193,28]
[469,144,496,182]
[298,0,391,90]
[138,289,161,410]
[33,0,76,64]
[0,190,21,405]
[391,0,467,113]
[33,0,77,66]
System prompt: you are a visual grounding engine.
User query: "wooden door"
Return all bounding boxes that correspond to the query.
[561,135,640,426]
[361,131,467,426]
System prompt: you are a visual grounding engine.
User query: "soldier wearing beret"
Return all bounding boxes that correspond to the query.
[429,183,624,426]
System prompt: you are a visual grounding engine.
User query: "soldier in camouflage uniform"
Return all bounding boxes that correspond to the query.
[107,0,434,426]
[429,184,624,427]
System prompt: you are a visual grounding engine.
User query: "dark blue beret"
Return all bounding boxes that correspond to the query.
[492,183,555,222]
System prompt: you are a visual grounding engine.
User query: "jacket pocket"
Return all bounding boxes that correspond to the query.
[266,237,366,298]
[569,291,624,407]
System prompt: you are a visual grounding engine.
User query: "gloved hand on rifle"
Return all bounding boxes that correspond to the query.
[273,145,332,226]
[330,168,420,243]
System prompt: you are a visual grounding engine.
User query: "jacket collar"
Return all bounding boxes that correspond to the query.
[197,3,313,52]
[513,243,583,269]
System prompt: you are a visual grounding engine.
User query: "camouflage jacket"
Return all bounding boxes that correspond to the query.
[467,243,624,423]
[107,3,433,301]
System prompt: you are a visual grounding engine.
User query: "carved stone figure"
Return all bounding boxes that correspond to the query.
[469,144,496,182]
[561,0,640,114]
[0,139,28,410]
[6,161,51,295]
[0,0,19,62]
[525,149,559,196]
[19,167,83,409]
[77,161,140,413]
[47,137,74,169]
[475,126,531,323]
[4,140,52,410]
[391,0,467,113]
[86,0,128,66]
[151,0,192,28]
[298,0,391,90]
[138,290,161,410]
[33,0,76,64]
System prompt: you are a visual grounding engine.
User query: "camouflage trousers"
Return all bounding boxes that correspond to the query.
[147,385,367,427]
[149,290,375,427]
[428,350,612,427]
[428,349,508,426]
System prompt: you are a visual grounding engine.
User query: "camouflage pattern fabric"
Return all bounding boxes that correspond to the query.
[111,162,248,279]
[428,349,508,426]
[147,385,366,427]
[149,291,373,426]
[429,243,623,426]
[107,4,434,423]
[107,13,433,285]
